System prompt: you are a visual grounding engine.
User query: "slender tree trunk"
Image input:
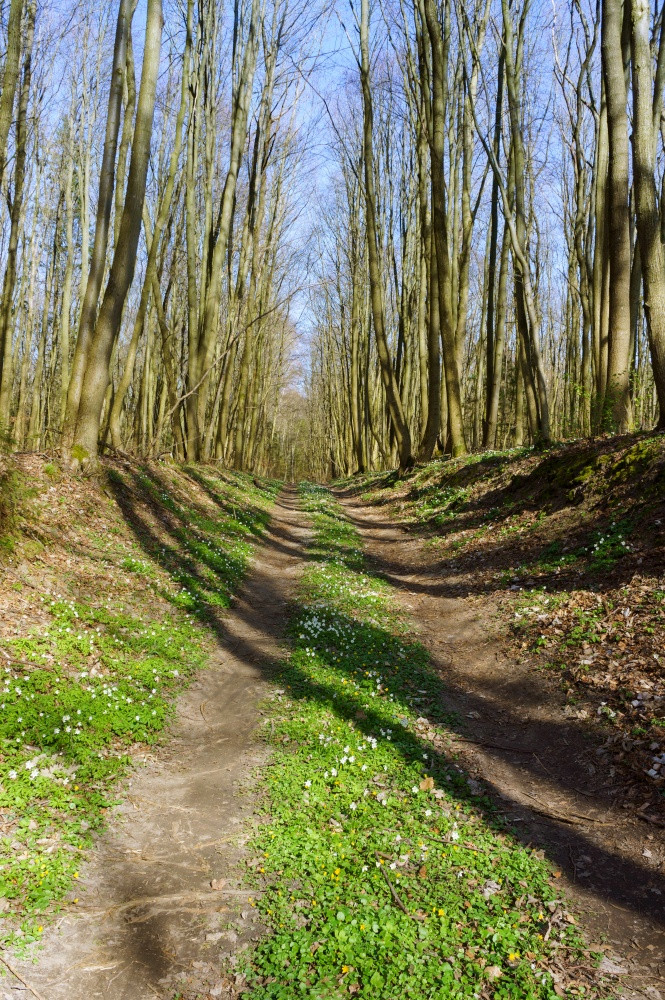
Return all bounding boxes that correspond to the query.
[631,0,665,426]
[500,0,550,444]
[0,1,35,436]
[592,92,609,426]
[188,0,261,460]
[601,0,633,430]
[0,0,25,193]
[59,96,77,428]
[70,0,163,464]
[360,0,414,470]
[62,0,132,456]
[483,47,504,448]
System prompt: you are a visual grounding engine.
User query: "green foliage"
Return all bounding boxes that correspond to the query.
[120,555,157,578]
[0,600,203,948]
[241,485,587,999]
[586,520,632,572]
[535,542,579,573]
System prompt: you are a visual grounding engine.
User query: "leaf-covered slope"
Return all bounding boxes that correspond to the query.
[343,433,665,820]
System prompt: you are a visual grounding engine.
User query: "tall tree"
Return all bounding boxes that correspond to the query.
[630,0,665,427]
[600,0,632,431]
[69,0,163,465]
[359,0,414,470]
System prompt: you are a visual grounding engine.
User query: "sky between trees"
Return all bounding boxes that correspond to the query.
[0,0,664,480]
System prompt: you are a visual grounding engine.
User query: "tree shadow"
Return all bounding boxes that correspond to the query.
[335,438,665,601]
[105,469,664,955]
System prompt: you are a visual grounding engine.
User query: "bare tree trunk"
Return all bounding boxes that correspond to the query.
[486,218,510,448]
[109,5,192,449]
[70,0,163,465]
[187,0,261,460]
[500,0,550,444]
[483,47,504,448]
[601,0,633,430]
[59,92,77,429]
[62,0,132,456]
[592,91,609,426]
[0,1,35,437]
[422,0,466,456]
[360,0,414,470]
[0,0,24,193]
[631,0,665,426]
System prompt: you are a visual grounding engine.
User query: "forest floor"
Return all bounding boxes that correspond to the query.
[334,432,665,998]
[0,438,662,999]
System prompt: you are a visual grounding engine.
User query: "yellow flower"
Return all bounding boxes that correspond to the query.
[508,952,520,962]
[360,923,365,930]
[342,965,350,974]
[437,908,445,916]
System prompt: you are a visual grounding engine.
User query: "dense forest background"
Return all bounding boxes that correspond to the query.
[0,0,664,480]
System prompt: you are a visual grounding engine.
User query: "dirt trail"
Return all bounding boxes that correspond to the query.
[339,491,665,1000]
[9,488,308,1000]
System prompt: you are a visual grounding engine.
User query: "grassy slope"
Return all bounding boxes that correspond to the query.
[0,456,280,950]
[241,485,589,1000]
[341,433,665,819]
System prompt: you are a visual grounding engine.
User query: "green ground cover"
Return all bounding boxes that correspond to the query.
[243,485,590,999]
[0,464,279,951]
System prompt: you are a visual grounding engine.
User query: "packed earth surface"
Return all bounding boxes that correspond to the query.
[0,438,663,1000]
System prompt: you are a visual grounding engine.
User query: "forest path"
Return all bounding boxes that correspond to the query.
[9,488,309,1000]
[338,489,665,1000]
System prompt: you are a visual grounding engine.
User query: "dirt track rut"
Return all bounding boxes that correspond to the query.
[10,488,307,1000]
[339,490,665,1000]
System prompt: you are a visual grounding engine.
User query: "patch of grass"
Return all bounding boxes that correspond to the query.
[120,555,157,578]
[241,485,589,999]
[585,520,632,572]
[107,466,281,617]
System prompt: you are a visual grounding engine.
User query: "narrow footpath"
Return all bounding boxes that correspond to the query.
[10,488,308,1000]
[338,489,665,1000]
